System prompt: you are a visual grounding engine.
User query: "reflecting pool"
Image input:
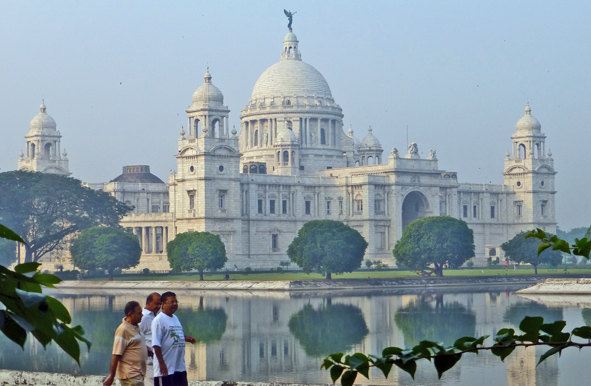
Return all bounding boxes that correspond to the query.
[1,286,590,385]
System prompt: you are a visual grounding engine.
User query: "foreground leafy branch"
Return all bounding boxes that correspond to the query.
[0,224,91,363]
[322,228,591,385]
[322,316,591,385]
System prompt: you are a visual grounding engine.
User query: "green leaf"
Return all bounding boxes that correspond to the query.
[46,296,72,323]
[540,321,566,336]
[519,316,544,337]
[434,352,462,378]
[382,346,403,357]
[340,370,357,386]
[538,345,564,365]
[537,242,551,255]
[0,311,27,347]
[491,344,515,361]
[53,328,81,365]
[373,357,394,378]
[330,364,345,383]
[33,272,62,287]
[494,328,515,343]
[393,358,417,379]
[346,353,370,379]
[14,262,41,274]
[572,326,591,339]
[0,224,26,244]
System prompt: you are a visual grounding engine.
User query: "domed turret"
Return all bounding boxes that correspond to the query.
[515,104,541,133]
[28,100,57,134]
[191,68,224,108]
[359,127,382,150]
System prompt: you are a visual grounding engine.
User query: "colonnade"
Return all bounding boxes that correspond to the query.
[129,226,169,255]
[243,117,339,148]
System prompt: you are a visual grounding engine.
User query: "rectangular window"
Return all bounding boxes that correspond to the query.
[490,205,496,219]
[269,199,276,214]
[375,199,385,215]
[377,232,386,251]
[473,205,478,219]
[218,190,227,210]
[272,304,279,322]
[284,341,289,356]
[541,200,547,216]
[282,199,288,214]
[305,200,311,215]
[271,233,279,251]
[354,199,363,214]
[462,205,468,218]
[259,342,265,359]
[515,201,523,217]
[271,341,277,358]
[257,199,263,214]
[163,203,170,212]
[188,190,196,210]
[339,199,343,215]
[326,200,332,215]
[151,204,160,213]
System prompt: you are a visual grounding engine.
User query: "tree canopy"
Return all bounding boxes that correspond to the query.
[177,301,227,343]
[70,226,141,276]
[0,223,90,364]
[0,171,130,262]
[288,302,368,357]
[501,231,563,274]
[393,216,474,276]
[287,220,368,279]
[167,231,227,280]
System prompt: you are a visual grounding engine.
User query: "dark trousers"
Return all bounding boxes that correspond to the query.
[154,371,188,386]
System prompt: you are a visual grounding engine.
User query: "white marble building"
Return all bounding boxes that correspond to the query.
[18,27,557,271]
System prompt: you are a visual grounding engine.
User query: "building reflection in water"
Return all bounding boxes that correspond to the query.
[0,290,580,385]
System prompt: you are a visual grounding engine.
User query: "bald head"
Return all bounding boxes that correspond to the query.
[145,292,161,313]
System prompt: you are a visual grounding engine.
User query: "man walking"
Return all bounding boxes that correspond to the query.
[103,301,148,386]
[139,292,161,357]
[151,291,196,386]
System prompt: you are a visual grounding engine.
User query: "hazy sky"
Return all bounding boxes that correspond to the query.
[1,1,590,229]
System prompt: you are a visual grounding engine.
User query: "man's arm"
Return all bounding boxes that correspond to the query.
[103,354,121,386]
[185,336,196,344]
[153,345,168,376]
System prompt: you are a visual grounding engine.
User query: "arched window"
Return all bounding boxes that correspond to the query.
[276,151,280,162]
[367,156,373,164]
[291,150,295,164]
[211,119,220,138]
[30,143,36,159]
[44,143,52,158]
[254,130,259,147]
[518,144,526,160]
[282,150,289,166]
[320,128,326,145]
[193,119,200,137]
[249,164,258,173]
[243,165,248,173]
[536,143,542,159]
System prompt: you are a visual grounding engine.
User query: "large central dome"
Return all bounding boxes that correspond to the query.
[249,32,332,102]
[251,60,332,100]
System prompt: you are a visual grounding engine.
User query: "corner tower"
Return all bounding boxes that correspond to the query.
[18,101,70,175]
[503,104,556,232]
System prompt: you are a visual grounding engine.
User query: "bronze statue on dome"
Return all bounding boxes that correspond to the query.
[284,9,296,32]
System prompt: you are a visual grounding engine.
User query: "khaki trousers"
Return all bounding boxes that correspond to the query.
[119,375,145,386]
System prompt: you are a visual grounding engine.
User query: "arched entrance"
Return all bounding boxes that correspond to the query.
[401,191,429,229]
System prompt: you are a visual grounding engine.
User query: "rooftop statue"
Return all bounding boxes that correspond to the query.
[284,9,296,32]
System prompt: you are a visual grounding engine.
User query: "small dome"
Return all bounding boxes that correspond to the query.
[515,104,541,132]
[284,31,298,43]
[191,69,224,107]
[28,101,57,134]
[110,165,165,184]
[359,128,382,149]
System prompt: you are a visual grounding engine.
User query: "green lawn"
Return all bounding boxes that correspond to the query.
[104,266,591,282]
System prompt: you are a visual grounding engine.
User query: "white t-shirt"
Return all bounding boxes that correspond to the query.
[139,308,156,346]
[151,313,186,377]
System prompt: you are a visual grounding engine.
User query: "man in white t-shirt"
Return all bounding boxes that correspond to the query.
[151,291,195,386]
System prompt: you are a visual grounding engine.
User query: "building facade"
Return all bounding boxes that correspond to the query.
[18,27,557,271]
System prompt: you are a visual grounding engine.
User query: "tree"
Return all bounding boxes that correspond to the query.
[395,295,475,346]
[287,220,368,279]
[321,229,591,386]
[0,223,90,364]
[289,302,368,357]
[70,226,141,277]
[167,231,227,280]
[0,171,130,262]
[393,216,474,276]
[501,231,563,274]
